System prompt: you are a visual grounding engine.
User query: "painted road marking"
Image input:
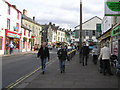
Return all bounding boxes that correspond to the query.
[6,57,57,90]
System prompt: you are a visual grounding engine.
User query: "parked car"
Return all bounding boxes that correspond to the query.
[48,45,52,50]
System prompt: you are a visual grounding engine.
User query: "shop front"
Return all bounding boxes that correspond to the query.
[4,29,21,54]
[111,25,120,61]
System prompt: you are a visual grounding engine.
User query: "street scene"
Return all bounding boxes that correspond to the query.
[0,0,120,89]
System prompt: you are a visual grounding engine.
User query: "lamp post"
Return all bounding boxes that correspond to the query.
[79,0,82,63]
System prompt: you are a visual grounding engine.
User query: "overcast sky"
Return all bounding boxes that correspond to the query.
[6,0,104,30]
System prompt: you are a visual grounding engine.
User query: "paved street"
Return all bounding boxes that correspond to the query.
[2,48,57,88]
[16,53,119,89]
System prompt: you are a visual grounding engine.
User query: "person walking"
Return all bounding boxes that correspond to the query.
[37,42,50,74]
[57,45,67,73]
[9,42,14,54]
[98,43,113,76]
[80,42,90,66]
[92,46,99,64]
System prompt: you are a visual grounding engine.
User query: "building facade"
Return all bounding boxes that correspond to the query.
[75,16,102,46]
[22,9,42,50]
[0,0,22,55]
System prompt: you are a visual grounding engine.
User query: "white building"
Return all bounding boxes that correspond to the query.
[101,16,113,34]
[21,25,32,52]
[57,29,66,43]
[75,16,102,46]
[0,0,22,55]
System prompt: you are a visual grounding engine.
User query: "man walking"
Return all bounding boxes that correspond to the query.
[80,42,90,66]
[57,45,67,73]
[37,42,50,74]
[98,43,113,75]
[92,46,99,64]
[9,42,14,54]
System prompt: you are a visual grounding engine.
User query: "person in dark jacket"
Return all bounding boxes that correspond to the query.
[57,45,67,73]
[37,42,50,74]
[80,42,90,66]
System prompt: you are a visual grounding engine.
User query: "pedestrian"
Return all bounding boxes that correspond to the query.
[37,42,50,74]
[92,46,98,64]
[9,41,14,54]
[98,43,113,76]
[57,45,67,73]
[80,42,90,66]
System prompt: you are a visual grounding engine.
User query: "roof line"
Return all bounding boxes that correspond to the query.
[75,16,102,28]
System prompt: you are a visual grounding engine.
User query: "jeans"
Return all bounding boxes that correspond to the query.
[102,60,112,74]
[82,55,88,66]
[59,60,65,72]
[93,55,98,64]
[41,58,47,72]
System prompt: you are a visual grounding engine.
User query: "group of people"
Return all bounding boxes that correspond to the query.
[37,42,114,76]
[37,42,68,74]
[92,43,113,76]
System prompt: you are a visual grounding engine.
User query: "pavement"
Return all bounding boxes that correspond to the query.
[16,53,119,89]
[1,51,38,57]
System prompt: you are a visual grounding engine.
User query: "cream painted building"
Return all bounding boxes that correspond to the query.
[22,9,42,50]
[57,29,66,43]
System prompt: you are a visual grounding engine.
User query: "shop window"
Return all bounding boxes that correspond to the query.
[7,19,10,30]
[13,39,19,49]
[0,37,3,50]
[23,42,25,49]
[24,29,26,36]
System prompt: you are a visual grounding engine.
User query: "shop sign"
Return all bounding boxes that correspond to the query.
[111,25,120,37]
[7,33,20,39]
[105,1,120,16]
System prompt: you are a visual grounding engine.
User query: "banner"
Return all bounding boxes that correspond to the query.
[105,0,120,16]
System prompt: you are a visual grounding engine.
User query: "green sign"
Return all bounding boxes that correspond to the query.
[107,2,120,12]
[111,25,120,37]
[105,2,120,16]
[96,24,101,32]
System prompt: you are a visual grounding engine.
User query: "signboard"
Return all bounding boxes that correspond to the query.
[111,25,120,37]
[7,33,20,39]
[105,0,120,16]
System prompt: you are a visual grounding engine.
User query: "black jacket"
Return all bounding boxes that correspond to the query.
[80,46,90,55]
[57,49,67,60]
[37,47,50,60]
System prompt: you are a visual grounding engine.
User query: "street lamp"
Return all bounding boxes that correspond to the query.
[79,0,82,63]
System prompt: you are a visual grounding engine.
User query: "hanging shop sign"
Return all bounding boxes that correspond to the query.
[111,25,120,37]
[105,1,120,16]
[7,33,20,39]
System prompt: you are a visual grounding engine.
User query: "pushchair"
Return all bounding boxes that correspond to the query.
[110,54,118,67]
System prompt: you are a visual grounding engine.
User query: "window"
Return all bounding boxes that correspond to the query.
[17,12,19,19]
[24,29,26,36]
[58,37,60,41]
[16,23,19,32]
[28,31,30,37]
[28,42,30,49]
[58,32,60,35]
[23,42,25,49]
[93,30,95,36]
[86,31,88,36]
[7,19,10,30]
[8,5,10,15]
[0,37,3,50]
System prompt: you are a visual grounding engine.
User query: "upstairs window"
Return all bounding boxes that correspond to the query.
[17,12,19,20]
[17,23,19,32]
[28,31,30,37]
[92,30,95,36]
[7,19,10,30]
[8,5,10,15]
[24,29,26,36]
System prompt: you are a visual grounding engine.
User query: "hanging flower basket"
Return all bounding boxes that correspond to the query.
[29,38,32,42]
[23,37,27,42]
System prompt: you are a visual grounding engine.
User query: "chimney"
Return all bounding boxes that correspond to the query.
[12,5,16,8]
[23,9,27,16]
[49,22,52,25]
[33,16,35,21]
